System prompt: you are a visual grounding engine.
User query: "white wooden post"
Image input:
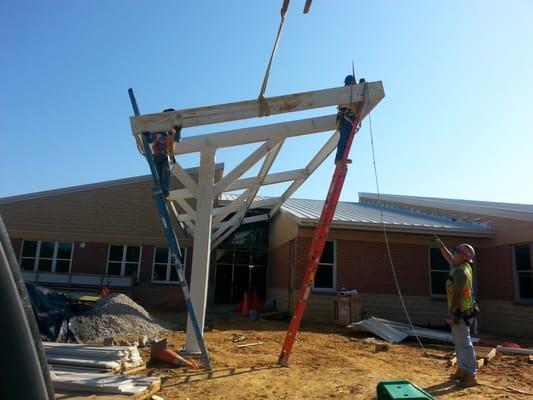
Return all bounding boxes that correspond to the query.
[184,147,216,353]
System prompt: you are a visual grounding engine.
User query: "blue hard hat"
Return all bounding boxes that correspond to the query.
[344,75,356,85]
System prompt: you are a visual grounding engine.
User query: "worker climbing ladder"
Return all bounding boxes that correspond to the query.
[278,83,368,367]
[127,88,212,371]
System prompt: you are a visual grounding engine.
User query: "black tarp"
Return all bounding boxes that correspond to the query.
[25,283,89,342]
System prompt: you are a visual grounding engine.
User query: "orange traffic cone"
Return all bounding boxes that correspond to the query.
[240,291,249,317]
[250,289,264,313]
[150,345,199,369]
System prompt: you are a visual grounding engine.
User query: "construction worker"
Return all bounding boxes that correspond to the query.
[334,75,364,163]
[145,108,182,197]
[433,235,478,387]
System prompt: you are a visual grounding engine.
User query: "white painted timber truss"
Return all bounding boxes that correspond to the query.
[130,81,385,352]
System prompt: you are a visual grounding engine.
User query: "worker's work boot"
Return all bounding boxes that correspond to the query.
[456,373,478,388]
[449,368,467,380]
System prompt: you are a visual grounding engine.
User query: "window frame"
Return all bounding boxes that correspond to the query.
[151,246,188,284]
[106,244,142,281]
[312,240,336,292]
[429,247,449,298]
[512,243,533,304]
[19,240,73,273]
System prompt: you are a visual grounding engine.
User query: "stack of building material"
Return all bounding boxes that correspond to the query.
[51,370,160,397]
[43,342,145,373]
[347,317,479,344]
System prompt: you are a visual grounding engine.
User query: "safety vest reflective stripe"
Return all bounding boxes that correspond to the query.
[446,263,474,312]
[152,133,174,155]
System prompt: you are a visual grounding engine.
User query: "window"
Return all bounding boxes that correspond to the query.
[107,245,141,279]
[430,248,449,296]
[19,240,73,273]
[514,244,533,301]
[313,241,335,291]
[152,246,187,283]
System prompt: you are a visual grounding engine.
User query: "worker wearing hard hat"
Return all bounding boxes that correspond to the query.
[334,75,365,163]
[145,109,182,198]
[434,236,479,387]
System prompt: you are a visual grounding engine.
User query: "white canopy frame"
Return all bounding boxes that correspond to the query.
[130,81,385,353]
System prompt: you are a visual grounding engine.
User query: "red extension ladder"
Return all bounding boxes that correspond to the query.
[278,85,367,366]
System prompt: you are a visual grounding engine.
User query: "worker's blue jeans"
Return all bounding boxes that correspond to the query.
[153,154,170,196]
[335,116,354,163]
[451,319,477,375]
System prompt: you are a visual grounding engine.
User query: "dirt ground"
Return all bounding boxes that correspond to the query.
[139,316,533,400]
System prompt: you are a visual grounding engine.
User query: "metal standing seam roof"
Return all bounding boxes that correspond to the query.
[280,198,494,235]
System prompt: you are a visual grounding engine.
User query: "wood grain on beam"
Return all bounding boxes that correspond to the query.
[173,114,336,154]
[130,81,384,134]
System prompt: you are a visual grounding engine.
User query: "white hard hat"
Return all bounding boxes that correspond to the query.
[456,244,475,262]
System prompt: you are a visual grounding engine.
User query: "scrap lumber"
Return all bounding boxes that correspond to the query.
[43,342,145,373]
[51,370,160,397]
[237,341,264,348]
[496,345,533,355]
[475,346,496,363]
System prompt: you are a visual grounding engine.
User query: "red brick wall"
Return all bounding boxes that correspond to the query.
[294,238,429,296]
[477,245,516,301]
[139,245,154,283]
[71,242,108,274]
[133,284,185,310]
[269,241,292,288]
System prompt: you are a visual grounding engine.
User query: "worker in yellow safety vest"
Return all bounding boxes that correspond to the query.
[434,235,478,387]
[145,108,182,197]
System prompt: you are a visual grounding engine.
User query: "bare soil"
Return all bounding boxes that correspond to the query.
[140,317,533,400]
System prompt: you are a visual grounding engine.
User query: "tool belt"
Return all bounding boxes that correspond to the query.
[336,106,356,124]
[455,301,480,332]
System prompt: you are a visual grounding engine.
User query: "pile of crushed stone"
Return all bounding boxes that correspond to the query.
[72,293,175,342]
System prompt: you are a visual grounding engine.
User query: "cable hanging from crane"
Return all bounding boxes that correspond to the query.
[365,85,427,353]
[258,0,313,115]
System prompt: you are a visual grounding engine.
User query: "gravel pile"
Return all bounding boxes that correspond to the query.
[72,293,173,342]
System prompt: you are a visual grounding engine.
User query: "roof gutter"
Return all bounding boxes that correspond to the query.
[297,219,496,238]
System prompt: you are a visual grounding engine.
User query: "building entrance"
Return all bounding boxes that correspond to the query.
[214,218,268,305]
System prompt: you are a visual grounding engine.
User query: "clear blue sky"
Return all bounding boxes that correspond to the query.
[1,1,532,204]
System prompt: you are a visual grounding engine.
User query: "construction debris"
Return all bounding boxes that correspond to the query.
[238,341,264,349]
[475,346,496,363]
[374,343,390,352]
[72,293,173,342]
[51,370,160,397]
[43,342,145,374]
[231,333,247,342]
[347,317,479,344]
[496,345,533,355]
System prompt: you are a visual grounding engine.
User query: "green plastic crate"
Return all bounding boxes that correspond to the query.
[376,380,436,400]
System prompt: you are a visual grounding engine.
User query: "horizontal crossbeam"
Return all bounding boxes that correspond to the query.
[130,81,384,134]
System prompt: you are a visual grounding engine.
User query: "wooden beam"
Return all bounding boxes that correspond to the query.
[185,148,215,353]
[172,114,336,154]
[169,168,312,200]
[226,169,308,192]
[213,136,283,195]
[270,131,339,217]
[212,190,251,225]
[174,197,196,222]
[130,81,385,134]
[170,162,199,197]
[242,214,269,224]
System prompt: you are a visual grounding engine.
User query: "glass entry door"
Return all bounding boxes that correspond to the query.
[214,219,268,304]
